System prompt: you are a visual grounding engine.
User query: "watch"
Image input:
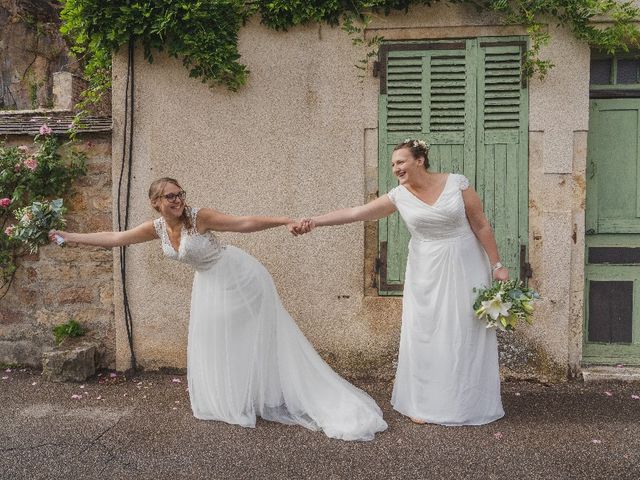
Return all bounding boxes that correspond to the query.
[491,262,504,272]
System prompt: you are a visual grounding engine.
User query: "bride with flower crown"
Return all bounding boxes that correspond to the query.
[296,139,506,426]
[50,177,387,441]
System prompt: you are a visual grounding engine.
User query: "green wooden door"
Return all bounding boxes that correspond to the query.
[377,38,529,294]
[584,98,640,365]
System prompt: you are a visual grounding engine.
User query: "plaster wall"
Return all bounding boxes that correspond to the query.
[112,4,590,377]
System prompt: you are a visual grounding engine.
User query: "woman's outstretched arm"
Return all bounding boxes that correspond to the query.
[306,195,396,228]
[196,208,296,234]
[50,221,158,248]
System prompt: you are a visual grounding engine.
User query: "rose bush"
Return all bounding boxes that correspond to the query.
[0,127,86,298]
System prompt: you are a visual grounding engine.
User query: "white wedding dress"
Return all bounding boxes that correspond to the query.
[153,208,387,441]
[387,174,504,425]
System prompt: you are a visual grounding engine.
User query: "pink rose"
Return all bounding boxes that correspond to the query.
[0,198,10,208]
[4,226,14,236]
[39,124,52,136]
[23,157,38,171]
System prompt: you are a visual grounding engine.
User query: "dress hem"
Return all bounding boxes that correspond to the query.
[392,405,505,426]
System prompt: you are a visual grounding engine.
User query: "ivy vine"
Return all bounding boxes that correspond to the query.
[60,1,640,104]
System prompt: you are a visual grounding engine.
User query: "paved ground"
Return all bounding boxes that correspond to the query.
[1,369,639,480]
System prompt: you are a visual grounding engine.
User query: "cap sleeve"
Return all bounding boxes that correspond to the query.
[457,174,470,191]
[386,185,401,205]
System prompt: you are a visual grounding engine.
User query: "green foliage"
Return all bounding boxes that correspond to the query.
[60,0,640,101]
[52,318,85,345]
[0,130,86,298]
[61,0,251,92]
[474,279,540,332]
[8,199,67,254]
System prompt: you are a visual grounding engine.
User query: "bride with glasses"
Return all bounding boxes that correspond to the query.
[50,177,387,441]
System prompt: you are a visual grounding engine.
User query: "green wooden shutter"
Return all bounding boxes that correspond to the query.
[378,52,423,292]
[586,99,640,234]
[378,39,529,295]
[378,42,472,294]
[477,43,529,279]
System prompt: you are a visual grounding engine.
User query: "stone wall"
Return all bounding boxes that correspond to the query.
[0,0,81,110]
[0,129,114,368]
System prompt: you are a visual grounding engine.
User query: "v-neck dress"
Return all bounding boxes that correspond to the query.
[386,174,504,425]
[153,208,387,441]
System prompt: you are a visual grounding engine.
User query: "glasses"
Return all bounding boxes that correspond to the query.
[161,191,186,203]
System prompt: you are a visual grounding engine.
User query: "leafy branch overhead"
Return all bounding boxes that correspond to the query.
[61,0,640,95]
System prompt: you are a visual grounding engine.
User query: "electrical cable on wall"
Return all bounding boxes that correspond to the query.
[116,37,137,371]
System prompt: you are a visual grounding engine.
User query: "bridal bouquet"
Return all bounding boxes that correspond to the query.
[473,280,540,331]
[5,199,66,253]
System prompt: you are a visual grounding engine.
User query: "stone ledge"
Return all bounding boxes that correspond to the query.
[582,366,640,383]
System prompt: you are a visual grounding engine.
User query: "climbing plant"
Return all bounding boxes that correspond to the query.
[60,0,640,102]
[0,127,86,299]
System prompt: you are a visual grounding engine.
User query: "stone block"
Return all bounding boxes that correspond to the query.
[0,340,43,367]
[42,341,98,382]
[54,287,95,305]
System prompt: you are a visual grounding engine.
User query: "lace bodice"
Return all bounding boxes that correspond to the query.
[153,207,225,271]
[387,173,473,242]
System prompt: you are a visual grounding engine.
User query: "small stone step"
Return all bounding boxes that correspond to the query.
[42,342,98,382]
[582,365,640,383]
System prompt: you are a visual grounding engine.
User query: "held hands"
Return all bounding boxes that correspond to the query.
[287,218,315,237]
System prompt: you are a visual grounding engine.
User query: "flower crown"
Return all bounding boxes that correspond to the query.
[403,138,430,150]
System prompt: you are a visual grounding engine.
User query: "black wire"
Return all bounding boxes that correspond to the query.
[117,37,137,372]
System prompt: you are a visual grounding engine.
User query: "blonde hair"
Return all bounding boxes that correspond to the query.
[148,177,193,230]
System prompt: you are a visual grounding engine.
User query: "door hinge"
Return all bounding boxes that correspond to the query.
[372,61,381,78]
[519,245,533,282]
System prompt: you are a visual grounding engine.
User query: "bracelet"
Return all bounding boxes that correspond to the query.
[491,262,504,272]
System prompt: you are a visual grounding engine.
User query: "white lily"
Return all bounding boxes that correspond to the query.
[480,293,512,321]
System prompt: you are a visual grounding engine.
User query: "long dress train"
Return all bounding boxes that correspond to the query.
[153,208,387,441]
